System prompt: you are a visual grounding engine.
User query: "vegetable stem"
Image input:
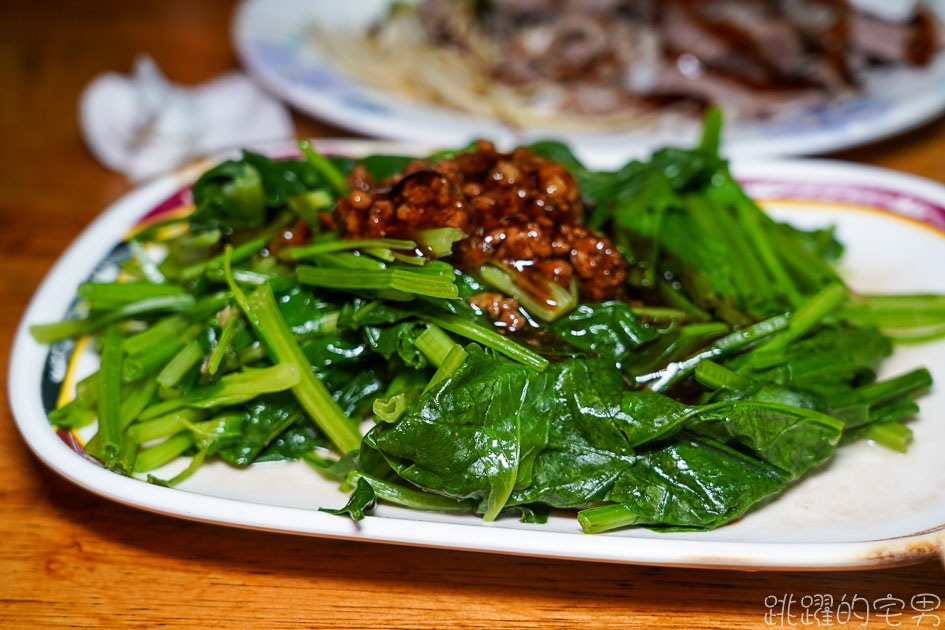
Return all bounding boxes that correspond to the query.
[280,238,417,261]
[181,236,268,281]
[78,282,188,309]
[97,327,125,471]
[298,140,350,197]
[423,345,468,395]
[418,312,549,372]
[416,228,466,257]
[577,504,650,534]
[123,323,201,382]
[120,378,158,429]
[415,324,456,366]
[865,421,913,453]
[207,313,243,376]
[133,433,196,473]
[753,282,847,358]
[30,294,196,344]
[288,189,333,226]
[297,266,459,299]
[695,360,750,391]
[187,362,301,408]
[373,394,407,424]
[244,283,362,453]
[479,263,576,321]
[723,182,803,307]
[123,315,188,355]
[156,339,204,388]
[641,313,791,391]
[829,368,932,410]
[128,408,206,443]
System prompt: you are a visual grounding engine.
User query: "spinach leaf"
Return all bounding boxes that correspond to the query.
[242,151,323,206]
[319,477,376,520]
[358,154,415,181]
[277,287,338,335]
[255,417,327,462]
[212,362,372,465]
[504,504,550,524]
[299,332,369,369]
[323,366,385,419]
[303,450,361,481]
[728,323,892,396]
[190,151,330,231]
[683,401,842,477]
[369,347,849,530]
[506,363,634,509]
[338,298,414,328]
[526,140,589,175]
[191,159,267,230]
[550,301,657,360]
[362,321,428,369]
[371,345,554,520]
[189,413,246,456]
[217,393,304,466]
[583,435,790,532]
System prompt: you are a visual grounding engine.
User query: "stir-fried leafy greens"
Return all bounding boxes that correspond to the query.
[33,114,941,533]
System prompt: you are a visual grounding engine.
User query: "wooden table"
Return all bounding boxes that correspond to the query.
[2,1,943,627]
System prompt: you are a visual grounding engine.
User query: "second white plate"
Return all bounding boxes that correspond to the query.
[234,0,945,161]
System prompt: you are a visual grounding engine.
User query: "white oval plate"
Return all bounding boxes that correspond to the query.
[233,0,945,161]
[8,140,945,570]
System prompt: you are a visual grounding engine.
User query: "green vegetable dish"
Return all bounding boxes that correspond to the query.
[33,113,943,534]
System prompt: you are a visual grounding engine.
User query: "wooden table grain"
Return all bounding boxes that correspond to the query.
[2,2,944,628]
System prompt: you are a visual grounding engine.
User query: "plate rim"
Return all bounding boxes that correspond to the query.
[8,140,945,570]
[231,0,945,159]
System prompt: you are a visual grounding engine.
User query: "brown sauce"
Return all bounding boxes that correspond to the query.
[334,140,628,302]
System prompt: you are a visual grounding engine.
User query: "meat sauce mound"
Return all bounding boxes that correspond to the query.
[334,140,627,303]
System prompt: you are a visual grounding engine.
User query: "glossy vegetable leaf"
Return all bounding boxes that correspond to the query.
[550,301,658,360]
[191,159,267,230]
[255,417,328,462]
[217,393,304,466]
[299,332,369,370]
[682,401,843,477]
[581,435,790,532]
[191,151,329,231]
[371,346,850,531]
[323,366,385,419]
[358,154,415,181]
[277,287,338,336]
[729,323,892,396]
[189,413,246,455]
[242,150,323,206]
[371,345,555,520]
[319,477,377,520]
[362,321,429,369]
[337,298,414,328]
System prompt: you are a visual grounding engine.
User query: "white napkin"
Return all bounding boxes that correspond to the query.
[849,0,920,22]
[79,56,294,182]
